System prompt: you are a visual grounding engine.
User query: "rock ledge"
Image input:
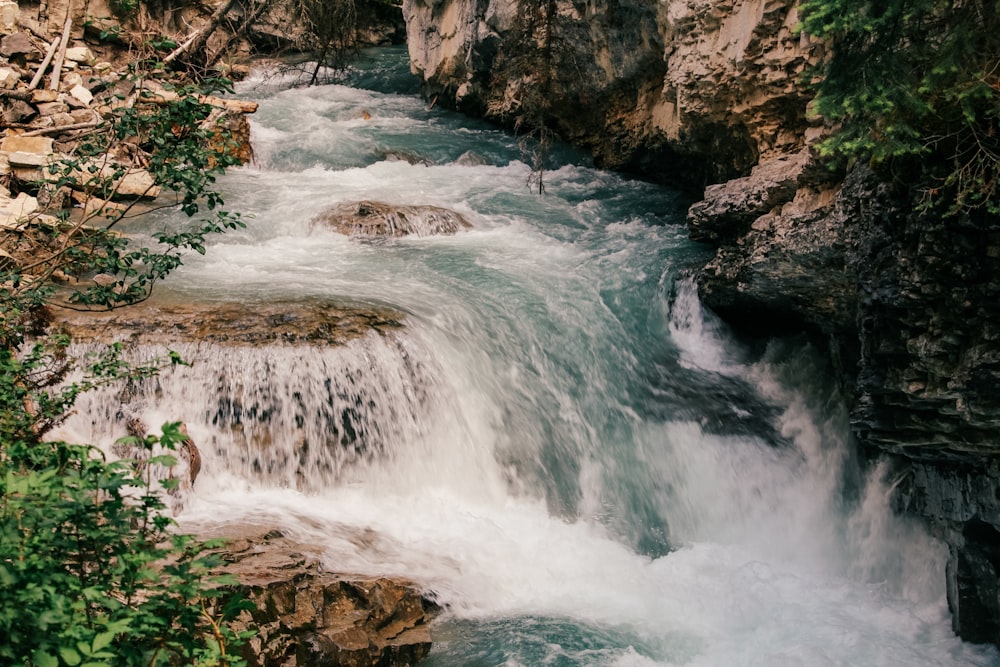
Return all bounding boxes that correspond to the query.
[209,527,440,667]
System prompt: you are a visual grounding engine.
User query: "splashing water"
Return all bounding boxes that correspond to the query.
[57,47,999,666]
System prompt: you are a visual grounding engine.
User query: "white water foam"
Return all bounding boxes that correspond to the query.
[56,66,1000,665]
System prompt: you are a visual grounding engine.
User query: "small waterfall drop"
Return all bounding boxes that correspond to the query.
[54,48,999,667]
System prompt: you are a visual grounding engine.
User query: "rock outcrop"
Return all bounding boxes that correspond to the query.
[694,161,1000,644]
[54,299,405,346]
[690,149,1000,644]
[402,0,823,186]
[208,527,440,667]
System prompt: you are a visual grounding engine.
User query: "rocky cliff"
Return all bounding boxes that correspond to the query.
[402,0,824,187]
[401,0,1000,646]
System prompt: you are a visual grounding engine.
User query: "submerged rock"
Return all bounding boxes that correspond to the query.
[377,149,434,166]
[315,200,472,237]
[205,527,440,667]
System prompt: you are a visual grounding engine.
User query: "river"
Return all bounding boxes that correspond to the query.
[62,47,1000,666]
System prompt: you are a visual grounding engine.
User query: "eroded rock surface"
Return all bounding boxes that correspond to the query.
[403,0,823,186]
[53,299,404,346]
[315,200,472,237]
[206,527,440,667]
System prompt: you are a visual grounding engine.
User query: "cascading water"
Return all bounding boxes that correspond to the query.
[57,48,1000,666]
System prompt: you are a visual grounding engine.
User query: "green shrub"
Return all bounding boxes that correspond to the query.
[1,66,251,666]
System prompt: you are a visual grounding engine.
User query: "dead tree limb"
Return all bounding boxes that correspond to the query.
[163,0,242,66]
[29,36,60,90]
[47,18,72,91]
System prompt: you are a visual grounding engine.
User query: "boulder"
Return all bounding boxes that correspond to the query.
[205,527,440,667]
[687,151,812,242]
[695,175,854,336]
[0,31,36,58]
[316,200,472,237]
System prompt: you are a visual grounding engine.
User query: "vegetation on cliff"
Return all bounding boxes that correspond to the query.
[0,51,251,665]
[801,0,999,217]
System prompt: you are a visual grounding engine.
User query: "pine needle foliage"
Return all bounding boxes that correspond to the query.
[800,0,1000,217]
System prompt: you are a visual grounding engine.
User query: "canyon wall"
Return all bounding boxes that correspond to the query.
[400,0,1000,646]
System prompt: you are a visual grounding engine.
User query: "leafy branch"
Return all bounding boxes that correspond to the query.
[1,57,252,666]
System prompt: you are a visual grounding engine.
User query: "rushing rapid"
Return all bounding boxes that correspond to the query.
[60,49,999,666]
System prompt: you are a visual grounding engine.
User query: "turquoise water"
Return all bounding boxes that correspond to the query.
[66,47,1000,666]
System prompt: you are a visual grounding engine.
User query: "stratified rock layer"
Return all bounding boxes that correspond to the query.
[53,299,404,346]
[207,527,440,667]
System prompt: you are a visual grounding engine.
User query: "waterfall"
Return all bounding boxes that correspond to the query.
[53,48,999,666]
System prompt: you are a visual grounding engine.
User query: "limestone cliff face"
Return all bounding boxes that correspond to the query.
[402,0,1000,647]
[402,0,822,187]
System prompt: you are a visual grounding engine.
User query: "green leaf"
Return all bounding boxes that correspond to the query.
[92,631,115,653]
[33,651,59,667]
[59,646,82,666]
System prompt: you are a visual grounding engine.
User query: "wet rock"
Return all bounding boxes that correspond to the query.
[695,174,856,337]
[687,151,811,243]
[640,357,791,445]
[378,149,433,166]
[892,459,1000,643]
[205,527,440,667]
[52,299,405,346]
[453,150,490,166]
[315,200,472,237]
